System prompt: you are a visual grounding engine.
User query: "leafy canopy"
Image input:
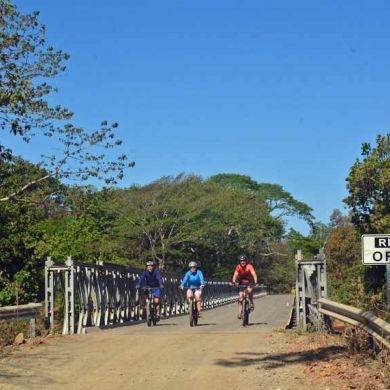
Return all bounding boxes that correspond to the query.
[344,134,390,233]
[0,1,133,201]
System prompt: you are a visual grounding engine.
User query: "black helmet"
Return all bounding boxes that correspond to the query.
[238,254,248,262]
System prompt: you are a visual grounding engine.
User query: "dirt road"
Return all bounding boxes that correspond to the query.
[1,295,380,390]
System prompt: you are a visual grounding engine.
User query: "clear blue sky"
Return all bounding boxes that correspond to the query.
[9,0,390,234]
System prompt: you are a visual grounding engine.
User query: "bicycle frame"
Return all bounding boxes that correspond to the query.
[237,283,256,326]
[184,287,200,327]
[141,287,158,327]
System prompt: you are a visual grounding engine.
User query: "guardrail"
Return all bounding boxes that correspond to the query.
[319,298,390,349]
[0,303,43,337]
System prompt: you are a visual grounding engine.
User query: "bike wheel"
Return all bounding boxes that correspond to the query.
[189,299,194,327]
[242,299,249,326]
[244,301,250,326]
[152,304,157,326]
[146,301,151,327]
[194,310,198,326]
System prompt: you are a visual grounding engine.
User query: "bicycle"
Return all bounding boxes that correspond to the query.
[140,287,160,327]
[183,287,200,327]
[236,283,256,327]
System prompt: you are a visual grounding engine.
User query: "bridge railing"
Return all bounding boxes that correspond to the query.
[0,303,42,337]
[45,257,267,334]
[294,249,327,330]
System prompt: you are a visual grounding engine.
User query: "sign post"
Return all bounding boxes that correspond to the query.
[362,234,390,315]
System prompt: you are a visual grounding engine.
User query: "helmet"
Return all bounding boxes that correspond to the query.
[188,261,197,268]
[238,254,248,262]
[146,260,154,266]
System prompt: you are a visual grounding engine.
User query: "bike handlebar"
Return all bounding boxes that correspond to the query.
[180,286,204,290]
[137,286,163,290]
[234,283,258,288]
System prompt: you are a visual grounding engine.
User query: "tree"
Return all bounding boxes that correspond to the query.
[325,210,363,305]
[208,173,314,227]
[0,1,133,201]
[344,134,390,233]
[103,175,284,275]
[0,157,64,304]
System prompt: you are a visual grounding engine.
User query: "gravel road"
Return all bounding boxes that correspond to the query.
[1,295,356,390]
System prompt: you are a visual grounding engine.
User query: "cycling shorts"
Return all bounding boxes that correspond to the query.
[143,288,161,298]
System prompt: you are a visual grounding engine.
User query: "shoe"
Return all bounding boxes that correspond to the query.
[250,303,254,311]
[237,314,242,320]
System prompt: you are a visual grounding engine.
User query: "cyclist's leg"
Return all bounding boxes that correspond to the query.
[194,290,202,313]
[186,288,194,302]
[153,288,161,319]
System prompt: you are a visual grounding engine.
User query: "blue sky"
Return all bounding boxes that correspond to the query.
[8,0,390,233]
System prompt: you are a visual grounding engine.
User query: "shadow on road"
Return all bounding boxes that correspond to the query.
[195,323,217,327]
[156,323,177,326]
[247,322,268,326]
[214,345,346,369]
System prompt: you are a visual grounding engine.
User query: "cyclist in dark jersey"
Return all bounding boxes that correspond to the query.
[231,254,258,319]
[136,260,164,321]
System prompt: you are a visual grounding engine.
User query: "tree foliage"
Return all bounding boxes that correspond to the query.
[208,173,314,226]
[345,134,390,233]
[325,210,364,305]
[0,1,133,202]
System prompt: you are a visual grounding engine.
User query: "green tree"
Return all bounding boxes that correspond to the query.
[325,210,364,305]
[0,1,133,201]
[208,173,314,226]
[0,157,63,304]
[345,134,390,233]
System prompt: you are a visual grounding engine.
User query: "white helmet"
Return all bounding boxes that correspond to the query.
[188,261,197,268]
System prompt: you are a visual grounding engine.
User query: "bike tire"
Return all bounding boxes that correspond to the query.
[189,299,194,327]
[146,301,151,327]
[242,299,249,327]
[194,304,199,326]
[152,305,157,326]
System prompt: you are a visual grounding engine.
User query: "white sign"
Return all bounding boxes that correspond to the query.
[362,234,390,265]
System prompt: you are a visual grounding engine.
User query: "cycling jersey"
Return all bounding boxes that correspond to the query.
[136,269,163,289]
[180,270,205,289]
[235,263,255,284]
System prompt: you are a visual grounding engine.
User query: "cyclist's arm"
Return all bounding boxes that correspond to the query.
[250,266,258,284]
[198,271,205,287]
[232,270,239,284]
[180,272,189,288]
[155,270,164,288]
[136,271,146,289]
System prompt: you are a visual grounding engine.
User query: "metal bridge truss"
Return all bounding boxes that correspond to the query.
[45,257,265,334]
[293,249,328,330]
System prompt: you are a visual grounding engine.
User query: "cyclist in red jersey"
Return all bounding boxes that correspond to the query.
[231,254,258,319]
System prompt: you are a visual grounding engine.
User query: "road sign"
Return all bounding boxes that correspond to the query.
[362,234,390,264]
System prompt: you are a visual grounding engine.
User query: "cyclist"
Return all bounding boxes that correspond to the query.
[231,254,258,319]
[136,260,164,321]
[180,261,205,316]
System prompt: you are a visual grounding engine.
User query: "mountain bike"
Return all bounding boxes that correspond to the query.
[140,287,159,327]
[237,283,256,327]
[184,287,200,327]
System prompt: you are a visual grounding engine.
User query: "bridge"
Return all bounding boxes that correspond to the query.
[1,254,387,389]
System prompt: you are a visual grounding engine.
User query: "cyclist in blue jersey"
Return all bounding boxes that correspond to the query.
[136,260,164,321]
[180,261,205,316]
